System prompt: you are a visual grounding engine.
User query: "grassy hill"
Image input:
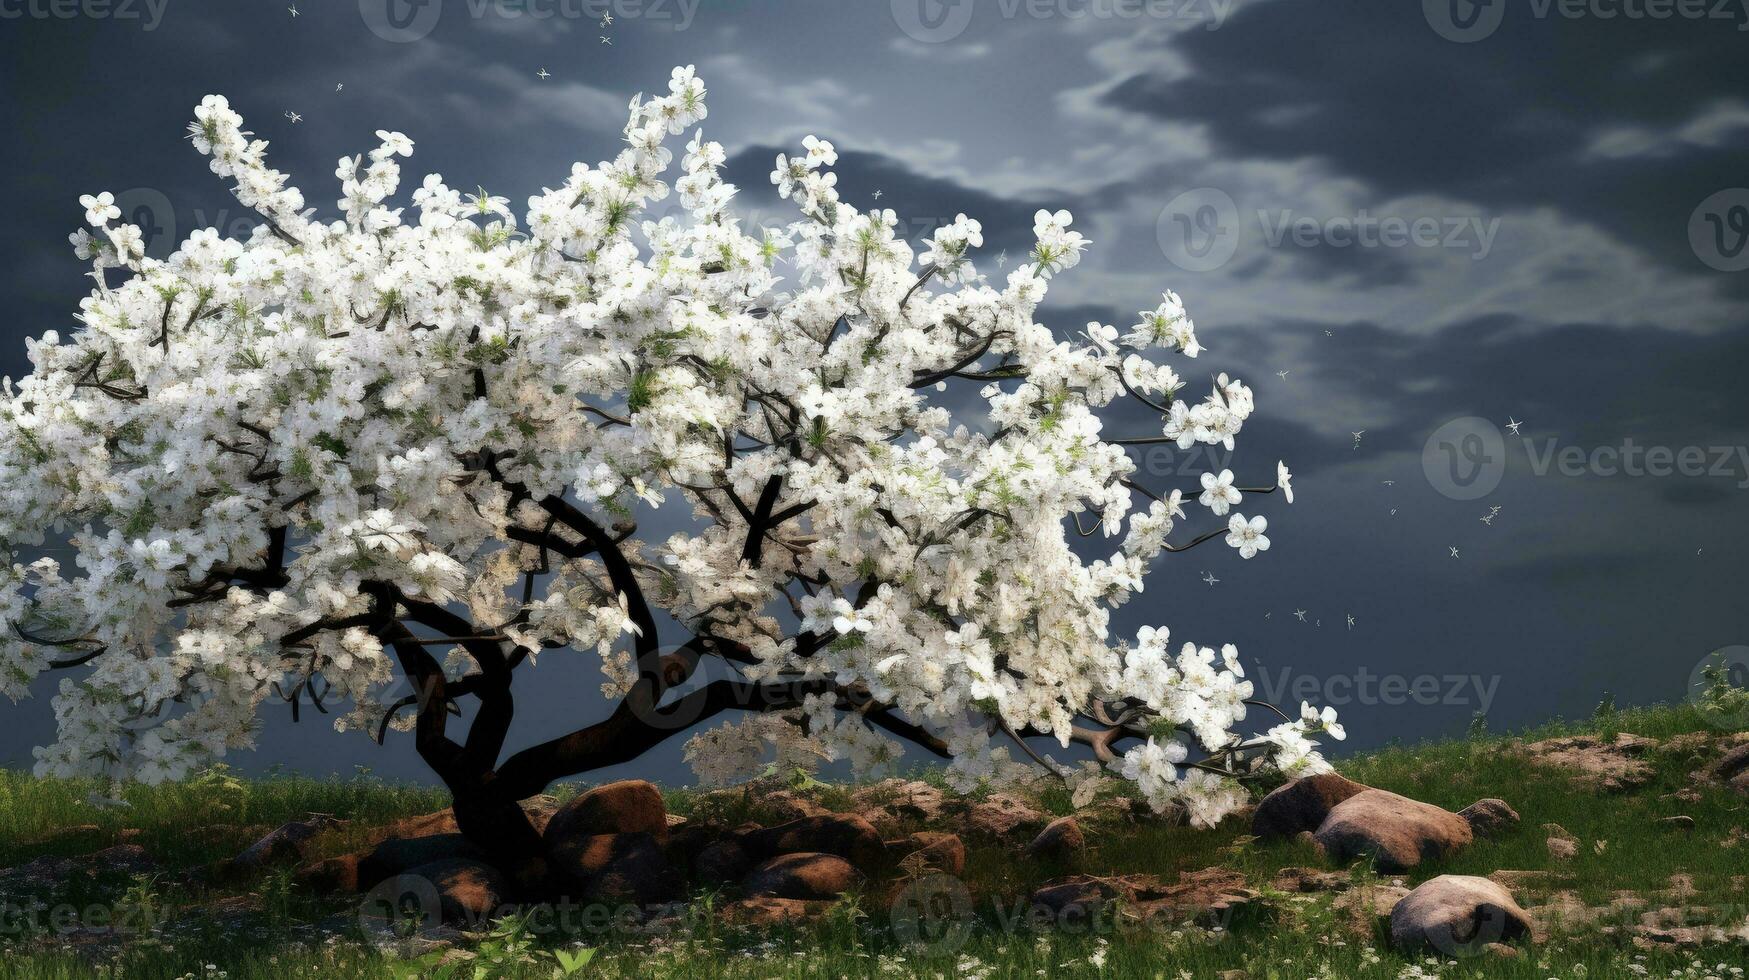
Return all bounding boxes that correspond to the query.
[1,701,1745,979]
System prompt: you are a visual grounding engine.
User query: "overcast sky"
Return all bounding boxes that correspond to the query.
[2,0,1748,785]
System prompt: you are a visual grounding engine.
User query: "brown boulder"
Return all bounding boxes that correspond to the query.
[1252,773,1368,839]
[693,838,755,885]
[1457,798,1520,838]
[295,854,361,894]
[660,820,721,876]
[373,796,559,845]
[720,896,832,927]
[851,779,949,828]
[890,831,966,876]
[359,833,489,889]
[742,814,885,868]
[742,852,861,900]
[1313,789,1472,873]
[964,794,1048,840]
[1390,875,1533,955]
[1026,816,1086,859]
[405,858,508,927]
[545,780,669,846]
[1707,743,1749,794]
[547,832,680,907]
[233,814,345,868]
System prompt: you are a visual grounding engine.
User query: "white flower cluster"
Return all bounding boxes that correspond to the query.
[0,68,1335,820]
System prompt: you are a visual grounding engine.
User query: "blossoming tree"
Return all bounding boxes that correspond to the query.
[0,68,1337,864]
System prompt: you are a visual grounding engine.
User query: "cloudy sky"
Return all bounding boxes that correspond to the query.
[2,0,1747,784]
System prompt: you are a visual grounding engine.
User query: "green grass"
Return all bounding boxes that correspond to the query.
[2,702,1746,979]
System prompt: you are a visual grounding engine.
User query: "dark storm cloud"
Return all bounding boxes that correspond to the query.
[1099,0,1749,293]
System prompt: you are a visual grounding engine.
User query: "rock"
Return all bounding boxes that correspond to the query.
[852,779,949,826]
[545,780,669,845]
[761,790,833,821]
[660,820,721,876]
[1030,868,1258,928]
[742,814,886,869]
[1457,799,1519,838]
[1026,817,1086,859]
[964,794,1048,840]
[742,852,860,900]
[719,896,832,927]
[890,831,967,876]
[295,854,361,894]
[1252,773,1369,840]
[363,797,558,848]
[693,838,754,885]
[1658,815,1697,832]
[547,832,680,906]
[1270,866,1350,893]
[377,809,462,842]
[1518,733,1656,793]
[1313,789,1472,873]
[1543,822,1579,862]
[233,814,345,868]
[1390,875,1534,954]
[1706,743,1749,795]
[359,833,489,890]
[404,858,508,927]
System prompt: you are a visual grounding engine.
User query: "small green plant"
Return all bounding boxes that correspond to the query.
[1695,652,1749,726]
[1466,710,1489,740]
